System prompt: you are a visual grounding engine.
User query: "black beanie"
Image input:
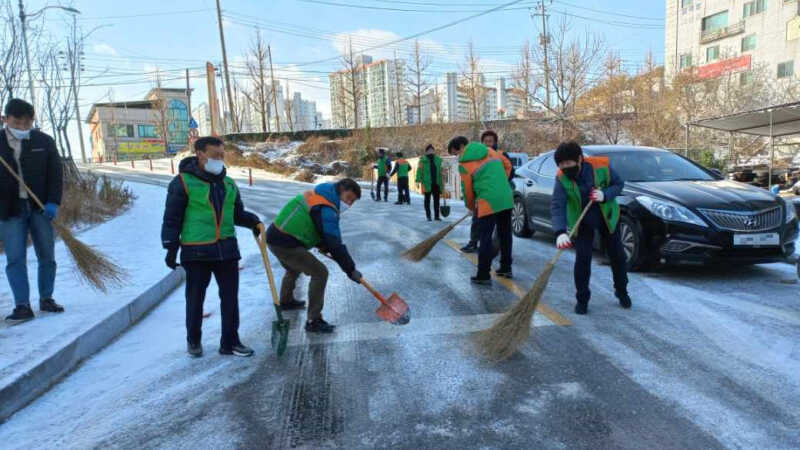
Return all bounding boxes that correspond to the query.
[554,141,582,165]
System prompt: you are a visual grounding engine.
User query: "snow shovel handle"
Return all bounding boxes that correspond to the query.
[360,277,389,306]
[0,156,46,210]
[254,224,281,308]
[552,201,595,264]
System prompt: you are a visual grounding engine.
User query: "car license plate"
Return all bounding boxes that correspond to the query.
[733,232,780,247]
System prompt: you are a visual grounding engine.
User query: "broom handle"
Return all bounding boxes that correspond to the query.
[551,201,596,264]
[360,277,390,306]
[254,225,281,308]
[0,154,47,210]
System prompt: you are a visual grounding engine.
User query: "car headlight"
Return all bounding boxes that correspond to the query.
[786,200,797,223]
[636,195,708,227]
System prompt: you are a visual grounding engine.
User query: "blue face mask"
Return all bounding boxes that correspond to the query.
[8,127,31,140]
[204,158,224,175]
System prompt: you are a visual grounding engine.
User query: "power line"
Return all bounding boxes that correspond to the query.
[77,8,214,21]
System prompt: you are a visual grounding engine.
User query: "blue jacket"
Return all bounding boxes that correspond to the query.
[266,182,356,275]
[551,161,623,236]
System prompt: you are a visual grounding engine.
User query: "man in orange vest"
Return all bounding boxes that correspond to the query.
[390,152,411,205]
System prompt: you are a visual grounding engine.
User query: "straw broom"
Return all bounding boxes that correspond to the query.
[402,212,472,262]
[475,201,595,362]
[0,156,126,292]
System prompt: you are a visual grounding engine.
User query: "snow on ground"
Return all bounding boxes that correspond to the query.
[0,182,175,391]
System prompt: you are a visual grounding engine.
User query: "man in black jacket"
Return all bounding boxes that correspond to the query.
[161,136,263,357]
[0,99,63,324]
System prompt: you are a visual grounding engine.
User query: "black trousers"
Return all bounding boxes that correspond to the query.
[377,176,389,201]
[424,185,441,220]
[183,259,241,349]
[397,177,410,203]
[469,208,500,254]
[573,223,628,304]
[477,209,513,278]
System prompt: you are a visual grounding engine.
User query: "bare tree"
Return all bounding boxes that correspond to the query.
[532,19,605,137]
[151,71,172,154]
[339,37,361,129]
[576,51,627,144]
[283,82,295,132]
[406,40,430,125]
[512,40,535,118]
[243,30,272,133]
[460,41,486,123]
[430,84,443,123]
[36,45,64,153]
[0,0,24,107]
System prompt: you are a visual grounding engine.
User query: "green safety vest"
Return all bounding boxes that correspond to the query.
[395,159,410,178]
[180,173,237,245]
[557,156,620,233]
[273,190,338,249]
[416,154,443,193]
[377,155,389,177]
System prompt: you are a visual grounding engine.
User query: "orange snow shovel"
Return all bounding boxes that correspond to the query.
[360,277,410,325]
[254,225,289,357]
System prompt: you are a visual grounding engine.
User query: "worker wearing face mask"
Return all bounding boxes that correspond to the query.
[551,141,630,315]
[161,136,263,358]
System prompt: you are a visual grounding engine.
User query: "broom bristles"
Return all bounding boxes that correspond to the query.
[54,222,127,293]
[401,222,459,262]
[474,262,557,362]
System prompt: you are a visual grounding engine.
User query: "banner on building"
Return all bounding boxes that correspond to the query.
[696,55,751,79]
[118,140,166,154]
[206,62,221,136]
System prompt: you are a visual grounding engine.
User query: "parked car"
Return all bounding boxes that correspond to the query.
[511,145,799,270]
[505,152,529,171]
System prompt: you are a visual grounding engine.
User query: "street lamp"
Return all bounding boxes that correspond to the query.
[18,1,81,109]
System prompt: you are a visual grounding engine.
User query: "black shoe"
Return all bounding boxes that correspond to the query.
[220,343,254,357]
[305,318,335,333]
[470,275,492,286]
[280,299,306,310]
[574,303,588,315]
[187,341,203,358]
[39,298,64,313]
[616,292,632,309]
[394,201,403,205]
[5,305,34,324]
[384,198,388,202]
[434,217,441,221]
[495,267,513,279]
[460,243,478,253]
[427,217,432,222]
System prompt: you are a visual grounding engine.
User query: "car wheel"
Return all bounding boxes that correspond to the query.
[617,215,646,272]
[512,197,533,238]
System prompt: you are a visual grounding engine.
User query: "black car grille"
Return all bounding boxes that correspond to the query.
[698,207,782,232]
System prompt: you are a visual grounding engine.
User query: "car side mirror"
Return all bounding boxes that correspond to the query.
[709,168,723,178]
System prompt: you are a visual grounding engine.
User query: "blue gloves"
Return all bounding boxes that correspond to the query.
[43,203,59,220]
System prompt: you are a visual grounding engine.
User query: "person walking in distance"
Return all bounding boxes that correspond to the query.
[161,136,264,357]
[390,152,411,205]
[374,148,392,202]
[0,99,64,324]
[448,136,514,284]
[266,179,364,333]
[416,144,443,221]
[550,141,631,315]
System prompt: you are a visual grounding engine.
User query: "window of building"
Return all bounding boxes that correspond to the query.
[743,0,767,18]
[706,46,720,62]
[741,34,757,52]
[137,124,159,138]
[739,71,754,85]
[166,99,189,145]
[702,11,729,33]
[778,61,794,78]
[110,124,134,138]
[679,53,693,69]
[681,0,692,7]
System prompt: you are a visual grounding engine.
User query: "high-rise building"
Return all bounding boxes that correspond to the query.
[329,55,407,128]
[665,0,800,82]
[288,91,318,131]
[192,102,211,136]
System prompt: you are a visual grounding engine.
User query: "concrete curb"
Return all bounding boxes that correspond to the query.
[0,268,185,423]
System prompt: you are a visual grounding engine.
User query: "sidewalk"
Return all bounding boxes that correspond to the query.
[0,182,183,422]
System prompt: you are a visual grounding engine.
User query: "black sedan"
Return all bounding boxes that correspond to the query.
[511,145,799,270]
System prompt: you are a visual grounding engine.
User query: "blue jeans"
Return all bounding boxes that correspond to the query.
[1,201,56,307]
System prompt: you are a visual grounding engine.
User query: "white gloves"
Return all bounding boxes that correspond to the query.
[556,233,572,249]
[590,188,604,203]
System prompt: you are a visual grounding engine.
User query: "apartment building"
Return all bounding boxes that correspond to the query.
[329,55,407,128]
[666,0,800,82]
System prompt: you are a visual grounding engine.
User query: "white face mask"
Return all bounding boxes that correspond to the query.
[8,127,31,140]
[340,201,351,214]
[204,158,224,175]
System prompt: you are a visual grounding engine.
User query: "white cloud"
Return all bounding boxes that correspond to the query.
[92,43,118,57]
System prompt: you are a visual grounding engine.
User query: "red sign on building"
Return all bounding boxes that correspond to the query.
[696,55,752,79]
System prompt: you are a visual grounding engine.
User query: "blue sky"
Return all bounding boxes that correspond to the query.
[21,0,666,143]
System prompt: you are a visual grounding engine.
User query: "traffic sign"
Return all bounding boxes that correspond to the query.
[189,117,198,129]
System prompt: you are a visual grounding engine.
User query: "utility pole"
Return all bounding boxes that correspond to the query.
[185,69,192,116]
[531,1,551,112]
[18,0,35,107]
[69,15,87,163]
[268,44,281,132]
[215,0,237,132]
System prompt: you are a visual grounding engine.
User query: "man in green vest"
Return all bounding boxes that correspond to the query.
[266,179,363,333]
[374,148,392,202]
[448,136,514,285]
[161,136,263,358]
[415,144,443,221]
[551,141,631,315]
[390,152,411,205]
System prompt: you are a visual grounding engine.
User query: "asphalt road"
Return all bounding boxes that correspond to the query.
[1,167,798,449]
